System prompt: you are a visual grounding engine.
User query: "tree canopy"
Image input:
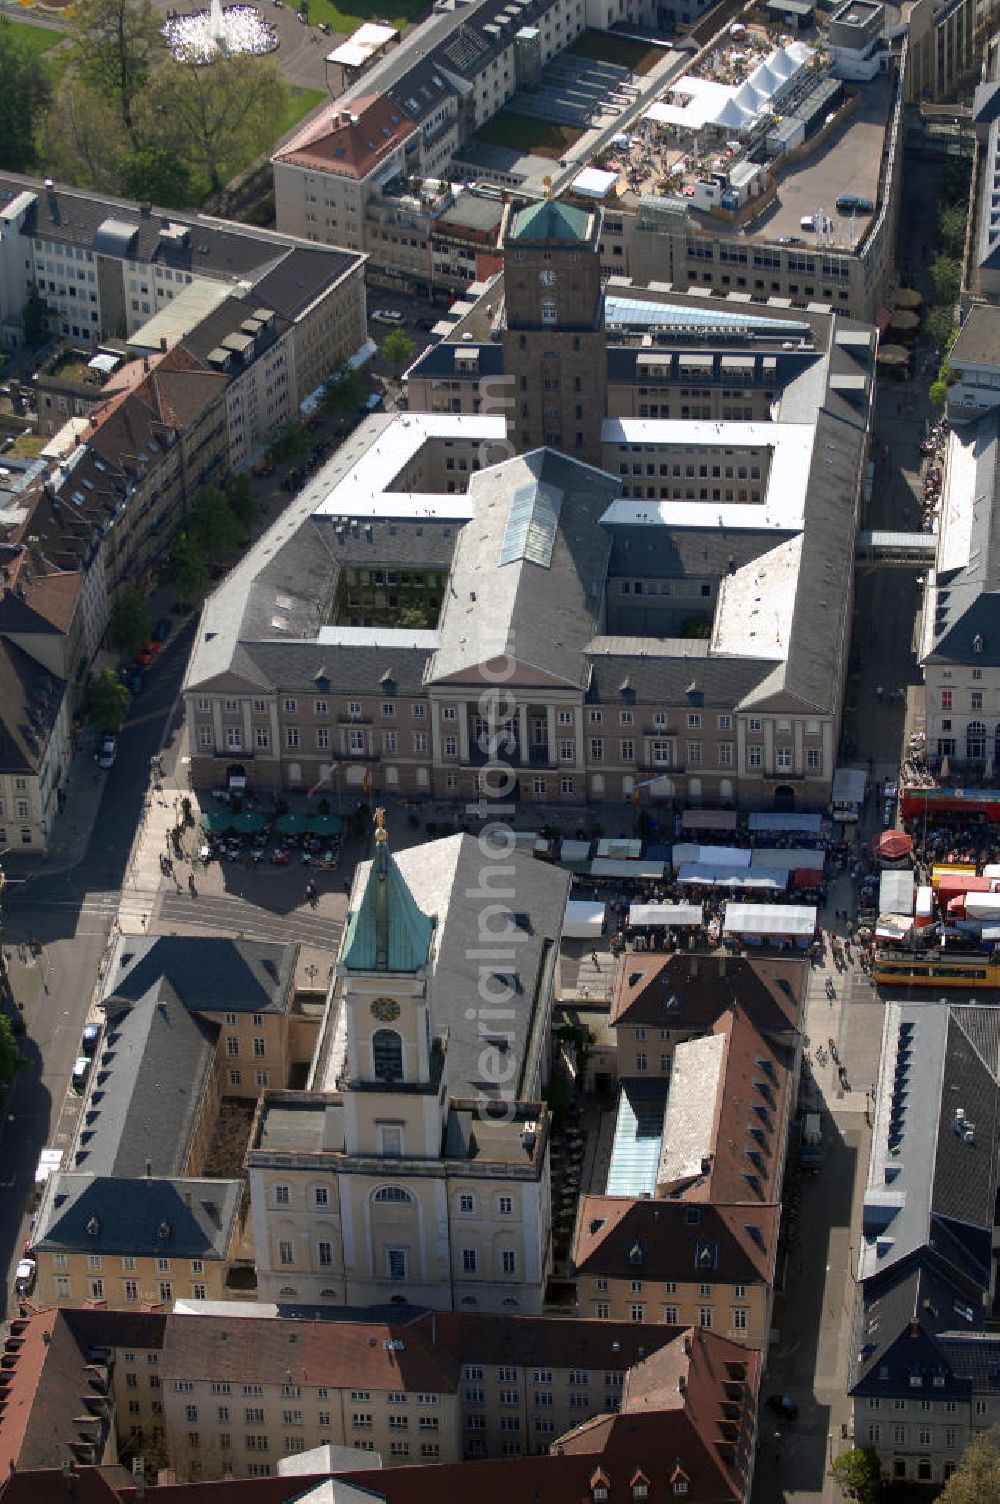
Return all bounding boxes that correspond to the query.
[929,254,962,307]
[323,362,365,415]
[70,0,166,135]
[108,586,151,653]
[140,53,287,194]
[267,418,311,466]
[85,668,129,732]
[163,530,209,604]
[829,1446,882,1504]
[940,1426,1000,1504]
[382,326,417,375]
[0,19,53,174]
[189,485,244,561]
[0,1013,27,1089]
[225,474,260,532]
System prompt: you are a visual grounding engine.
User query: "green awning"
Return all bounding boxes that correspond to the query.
[308,814,344,836]
[200,810,233,834]
[275,813,312,835]
[231,811,267,834]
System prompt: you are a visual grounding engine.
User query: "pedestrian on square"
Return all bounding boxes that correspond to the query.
[188,874,197,897]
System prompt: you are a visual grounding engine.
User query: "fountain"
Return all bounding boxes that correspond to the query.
[162,0,279,62]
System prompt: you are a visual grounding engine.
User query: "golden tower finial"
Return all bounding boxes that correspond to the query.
[374,807,388,843]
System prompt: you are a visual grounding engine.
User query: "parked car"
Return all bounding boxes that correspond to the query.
[127,667,144,695]
[836,193,874,213]
[152,617,172,643]
[766,1395,798,1420]
[14,1257,35,1297]
[95,733,117,770]
[415,316,438,332]
[371,308,404,324]
[71,1056,91,1092]
[135,640,161,667]
[358,393,384,416]
[81,1023,100,1057]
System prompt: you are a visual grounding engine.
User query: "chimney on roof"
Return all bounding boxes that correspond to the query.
[140,201,152,216]
[683,1334,692,1356]
[718,955,726,978]
[145,1158,152,1177]
[133,1457,146,1500]
[677,1374,686,1394]
[909,1320,920,1337]
[143,357,150,373]
[160,337,168,353]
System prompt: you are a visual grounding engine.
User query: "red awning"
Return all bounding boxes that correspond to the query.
[792,868,822,887]
[874,830,913,861]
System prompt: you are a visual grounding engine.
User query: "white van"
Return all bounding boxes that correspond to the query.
[799,215,816,231]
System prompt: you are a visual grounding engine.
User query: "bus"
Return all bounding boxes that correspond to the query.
[872,947,1000,988]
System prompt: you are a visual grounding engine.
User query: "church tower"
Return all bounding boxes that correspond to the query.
[500,197,608,465]
[338,809,444,1161]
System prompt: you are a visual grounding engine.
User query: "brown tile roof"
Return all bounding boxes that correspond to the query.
[0,1471,332,1504]
[276,94,416,179]
[0,1310,112,1474]
[159,1313,460,1393]
[610,952,806,1033]
[404,1310,678,1371]
[0,636,65,775]
[703,1004,792,1207]
[0,1471,125,1504]
[571,1195,780,1286]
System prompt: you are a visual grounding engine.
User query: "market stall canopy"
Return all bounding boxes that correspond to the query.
[748,811,823,835]
[275,812,312,836]
[560,839,592,862]
[680,809,737,832]
[200,810,233,834]
[723,903,816,937]
[629,902,703,927]
[749,847,824,872]
[231,810,267,834]
[308,814,344,836]
[792,868,823,888]
[596,838,643,860]
[590,858,665,880]
[875,829,913,861]
[877,344,910,367]
[677,863,787,890]
[888,309,920,334]
[564,899,606,939]
[879,868,915,915]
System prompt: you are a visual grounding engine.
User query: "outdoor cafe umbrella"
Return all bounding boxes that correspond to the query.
[888,309,920,336]
[874,829,913,862]
[200,810,233,835]
[231,810,267,835]
[275,812,311,836]
[308,814,344,837]
[893,287,923,309]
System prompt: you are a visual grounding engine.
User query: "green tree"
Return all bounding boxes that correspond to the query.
[39,76,125,192]
[0,1013,27,1089]
[108,586,151,652]
[939,1427,1000,1504]
[397,602,436,629]
[120,144,192,208]
[0,18,53,173]
[323,361,365,415]
[267,418,310,466]
[163,530,209,604]
[225,473,259,533]
[926,304,957,352]
[829,1446,882,1504]
[189,486,244,562]
[141,53,287,194]
[85,667,129,732]
[21,283,49,349]
[930,254,962,307]
[938,202,968,261]
[930,375,949,408]
[940,155,973,206]
[70,0,165,135]
[381,326,416,376]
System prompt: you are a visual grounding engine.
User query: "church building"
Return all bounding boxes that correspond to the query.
[247,818,570,1311]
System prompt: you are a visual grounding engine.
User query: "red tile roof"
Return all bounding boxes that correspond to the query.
[572,1194,780,1286]
[276,95,416,179]
[610,953,806,1033]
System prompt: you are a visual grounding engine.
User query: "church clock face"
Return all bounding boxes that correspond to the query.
[538,269,557,286]
[371,997,400,1022]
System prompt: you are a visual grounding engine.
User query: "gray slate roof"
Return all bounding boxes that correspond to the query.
[925,411,1000,665]
[75,986,217,1177]
[104,934,297,1014]
[35,1174,241,1259]
[428,449,619,688]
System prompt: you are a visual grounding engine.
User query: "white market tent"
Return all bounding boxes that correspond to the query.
[564,899,606,938]
[831,767,867,808]
[572,167,619,199]
[723,903,817,937]
[590,858,665,880]
[644,42,813,137]
[560,839,592,862]
[879,869,915,916]
[965,892,1000,919]
[596,838,643,860]
[677,863,787,890]
[630,902,703,927]
[326,20,398,68]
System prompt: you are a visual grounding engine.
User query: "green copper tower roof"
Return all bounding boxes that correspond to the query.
[508,200,591,243]
[342,815,433,973]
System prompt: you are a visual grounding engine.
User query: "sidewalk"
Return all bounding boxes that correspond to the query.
[4,749,106,880]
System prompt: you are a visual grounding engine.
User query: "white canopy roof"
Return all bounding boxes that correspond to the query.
[630,903,703,926]
[560,839,592,861]
[564,899,606,938]
[880,869,915,916]
[590,859,665,879]
[723,903,817,936]
[596,838,643,859]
